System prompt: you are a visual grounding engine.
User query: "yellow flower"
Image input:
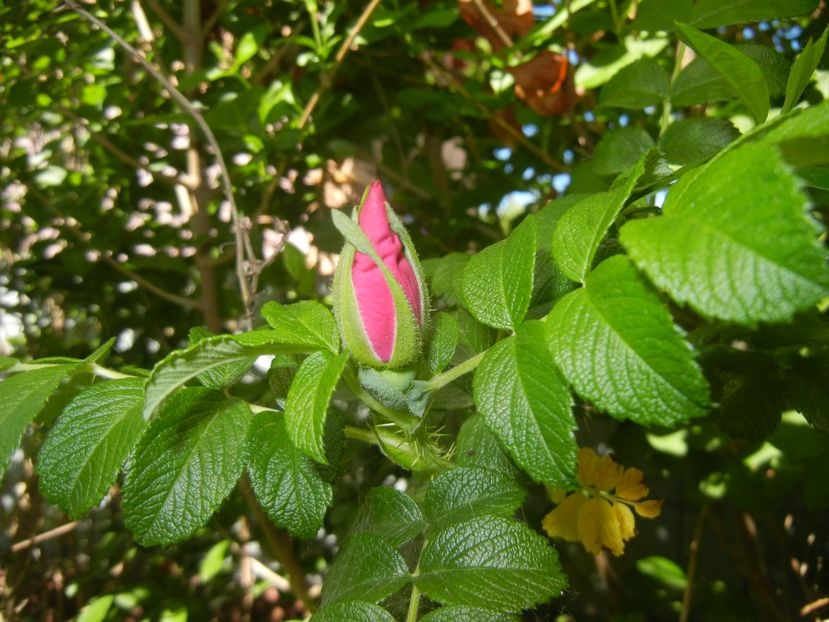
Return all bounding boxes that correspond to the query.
[542,447,662,556]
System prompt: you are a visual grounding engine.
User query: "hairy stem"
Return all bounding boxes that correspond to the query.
[343,425,379,445]
[423,351,485,392]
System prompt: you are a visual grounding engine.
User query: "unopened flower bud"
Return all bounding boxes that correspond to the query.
[332,181,428,368]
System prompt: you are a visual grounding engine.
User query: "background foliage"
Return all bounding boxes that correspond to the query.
[1,0,828,620]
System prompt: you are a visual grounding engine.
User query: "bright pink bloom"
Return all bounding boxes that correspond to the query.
[351,181,422,362]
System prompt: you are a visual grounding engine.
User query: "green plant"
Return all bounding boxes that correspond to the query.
[2,1,828,620]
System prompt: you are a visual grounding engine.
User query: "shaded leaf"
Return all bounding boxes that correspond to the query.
[416,515,566,611]
[351,486,425,547]
[424,466,525,525]
[321,534,409,604]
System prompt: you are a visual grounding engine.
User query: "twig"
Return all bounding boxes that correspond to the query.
[64,1,253,317]
[201,0,229,38]
[240,474,317,613]
[103,254,203,309]
[801,597,829,617]
[679,506,709,622]
[142,0,189,43]
[11,520,80,553]
[297,0,383,128]
[420,52,569,173]
[471,0,513,48]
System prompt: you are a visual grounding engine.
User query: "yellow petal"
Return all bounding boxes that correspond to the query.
[577,447,623,491]
[593,454,623,491]
[547,487,567,504]
[577,447,601,487]
[613,502,636,541]
[633,499,663,518]
[577,498,625,556]
[616,467,649,501]
[543,492,588,542]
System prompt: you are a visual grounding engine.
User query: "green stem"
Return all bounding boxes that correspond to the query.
[608,0,622,34]
[343,425,379,445]
[405,580,421,622]
[423,351,485,392]
[660,41,686,135]
[304,0,322,53]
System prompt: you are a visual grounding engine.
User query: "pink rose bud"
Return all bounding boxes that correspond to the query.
[332,181,428,368]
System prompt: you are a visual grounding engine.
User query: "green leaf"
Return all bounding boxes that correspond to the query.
[188,327,254,389]
[473,321,577,487]
[553,154,646,283]
[633,0,692,32]
[455,414,518,478]
[600,58,669,109]
[717,369,786,441]
[312,600,397,622]
[284,351,348,464]
[123,390,251,545]
[592,127,654,175]
[547,256,710,426]
[143,335,259,420]
[783,27,828,113]
[84,337,116,364]
[0,364,79,479]
[659,117,739,166]
[533,196,582,305]
[76,595,114,622]
[428,252,469,305]
[783,354,829,434]
[671,44,788,106]
[260,300,339,353]
[426,312,459,374]
[637,555,687,590]
[416,515,566,611]
[199,540,230,583]
[247,411,332,539]
[621,142,829,324]
[320,534,409,604]
[351,486,425,547]
[0,357,17,372]
[420,606,520,622]
[690,0,818,28]
[575,35,669,89]
[268,354,298,404]
[413,8,458,29]
[424,467,525,526]
[674,22,769,124]
[460,216,536,331]
[552,192,626,284]
[38,378,146,518]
